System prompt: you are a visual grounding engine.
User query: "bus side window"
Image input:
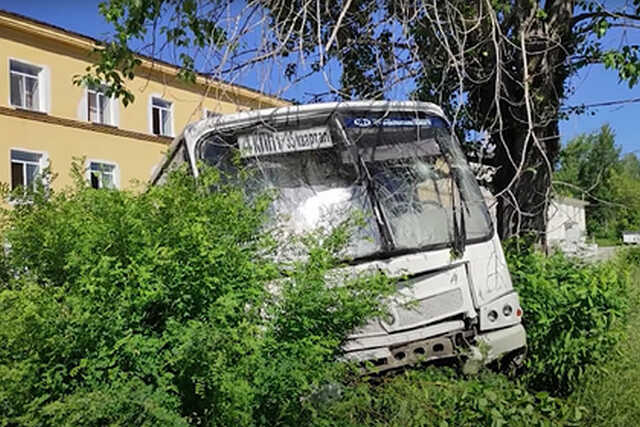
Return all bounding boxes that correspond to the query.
[200,135,239,176]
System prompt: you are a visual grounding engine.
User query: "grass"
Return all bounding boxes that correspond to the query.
[570,267,640,426]
[595,237,620,247]
[314,368,583,426]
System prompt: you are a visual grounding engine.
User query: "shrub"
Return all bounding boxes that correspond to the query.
[313,367,585,426]
[619,245,640,265]
[568,261,640,426]
[505,240,630,396]
[0,166,394,426]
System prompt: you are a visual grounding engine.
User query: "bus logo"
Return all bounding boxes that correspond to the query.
[353,118,372,127]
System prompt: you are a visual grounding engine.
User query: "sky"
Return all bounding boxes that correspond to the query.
[3,0,640,154]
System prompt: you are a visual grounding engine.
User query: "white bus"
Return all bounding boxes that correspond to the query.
[152,101,526,372]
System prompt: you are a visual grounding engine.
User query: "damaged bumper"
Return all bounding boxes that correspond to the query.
[342,320,464,370]
[474,323,527,362]
[342,321,526,372]
[340,258,526,373]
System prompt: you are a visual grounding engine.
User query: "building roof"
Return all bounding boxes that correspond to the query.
[553,196,589,208]
[0,8,289,107]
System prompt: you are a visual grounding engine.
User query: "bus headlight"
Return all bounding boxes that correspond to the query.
[503,304,513,317]
[479,292,522,331]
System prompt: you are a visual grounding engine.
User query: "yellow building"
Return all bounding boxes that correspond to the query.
[0,9,287,196]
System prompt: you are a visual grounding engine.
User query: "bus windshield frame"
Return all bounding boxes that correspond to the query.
[196,110,493,261]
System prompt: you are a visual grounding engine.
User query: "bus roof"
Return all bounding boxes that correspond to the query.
[151,100,448,184]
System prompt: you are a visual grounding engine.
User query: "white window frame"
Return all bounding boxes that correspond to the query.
[86,159,120,189]
[9,147,49,192]
[86,85,116,126]
[149,95,174,137]
[8,58,47,113]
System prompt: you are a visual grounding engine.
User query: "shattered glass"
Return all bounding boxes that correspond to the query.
[197,111,492,260]
[201,133,383,259]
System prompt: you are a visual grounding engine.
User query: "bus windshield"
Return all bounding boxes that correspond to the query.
[198,112,492,260]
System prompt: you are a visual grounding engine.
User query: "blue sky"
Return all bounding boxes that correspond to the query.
[4,0,640,153]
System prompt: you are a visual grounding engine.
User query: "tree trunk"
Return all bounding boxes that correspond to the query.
[486,1,573,241]
[492,123,558,243]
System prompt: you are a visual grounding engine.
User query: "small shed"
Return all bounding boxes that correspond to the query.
[547,197,589,248]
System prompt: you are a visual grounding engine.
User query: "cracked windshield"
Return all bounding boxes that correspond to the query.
[199,113,492,259]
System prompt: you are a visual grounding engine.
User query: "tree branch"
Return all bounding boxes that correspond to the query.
[572,10,640,26]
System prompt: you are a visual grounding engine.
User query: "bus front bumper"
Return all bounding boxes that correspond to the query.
[343,322,527,373]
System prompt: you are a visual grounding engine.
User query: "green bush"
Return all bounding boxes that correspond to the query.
[0,167,394,426]
[314,367,585,426]
[568,263,640,426]
[4,166,635,425]
[619,245,640,265]
[505,241,630,396]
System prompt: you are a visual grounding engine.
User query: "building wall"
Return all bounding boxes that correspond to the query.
[1,113,165,190]
[0,24,258,133]
[547,199,587,243]
[0,12,287,200]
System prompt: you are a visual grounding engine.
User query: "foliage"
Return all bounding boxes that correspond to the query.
[73,0,227,106]
[84,1,640,108]
[313,367,585,426]
[554,124,620,200]
[570,263,640,426]
[504,239,630,396]
[2,162,639,425]
[608,164,640,238]
[594,237,619,247]
[312,243,638,427]
[618,245,640,266]
[79,0,640,238]
[0,166,395,426]
[554,125,640,239]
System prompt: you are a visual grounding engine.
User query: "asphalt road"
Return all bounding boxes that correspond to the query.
[589,246,621,262]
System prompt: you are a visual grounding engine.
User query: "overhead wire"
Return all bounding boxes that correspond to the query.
[561,96,640,110]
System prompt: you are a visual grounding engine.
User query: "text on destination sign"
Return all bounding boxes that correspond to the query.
[238,126,333,157]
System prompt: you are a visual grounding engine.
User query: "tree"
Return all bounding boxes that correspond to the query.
[554,124,621,237]
[554,125,640,239]
[609,167,640,237]
[620,152,640,179]
[80,0,640,240]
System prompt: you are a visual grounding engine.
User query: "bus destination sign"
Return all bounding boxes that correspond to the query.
[238,126,333,157]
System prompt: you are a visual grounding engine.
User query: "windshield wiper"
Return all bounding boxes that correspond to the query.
[451,182,466,257]
[437,133,466,257]
[332,117,396,251]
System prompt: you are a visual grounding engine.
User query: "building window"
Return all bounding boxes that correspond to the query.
[10,149,44,191]
[88,161,118,189]
[87,85,113,125]
[151,97,172,136]
[9,60,43,111]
